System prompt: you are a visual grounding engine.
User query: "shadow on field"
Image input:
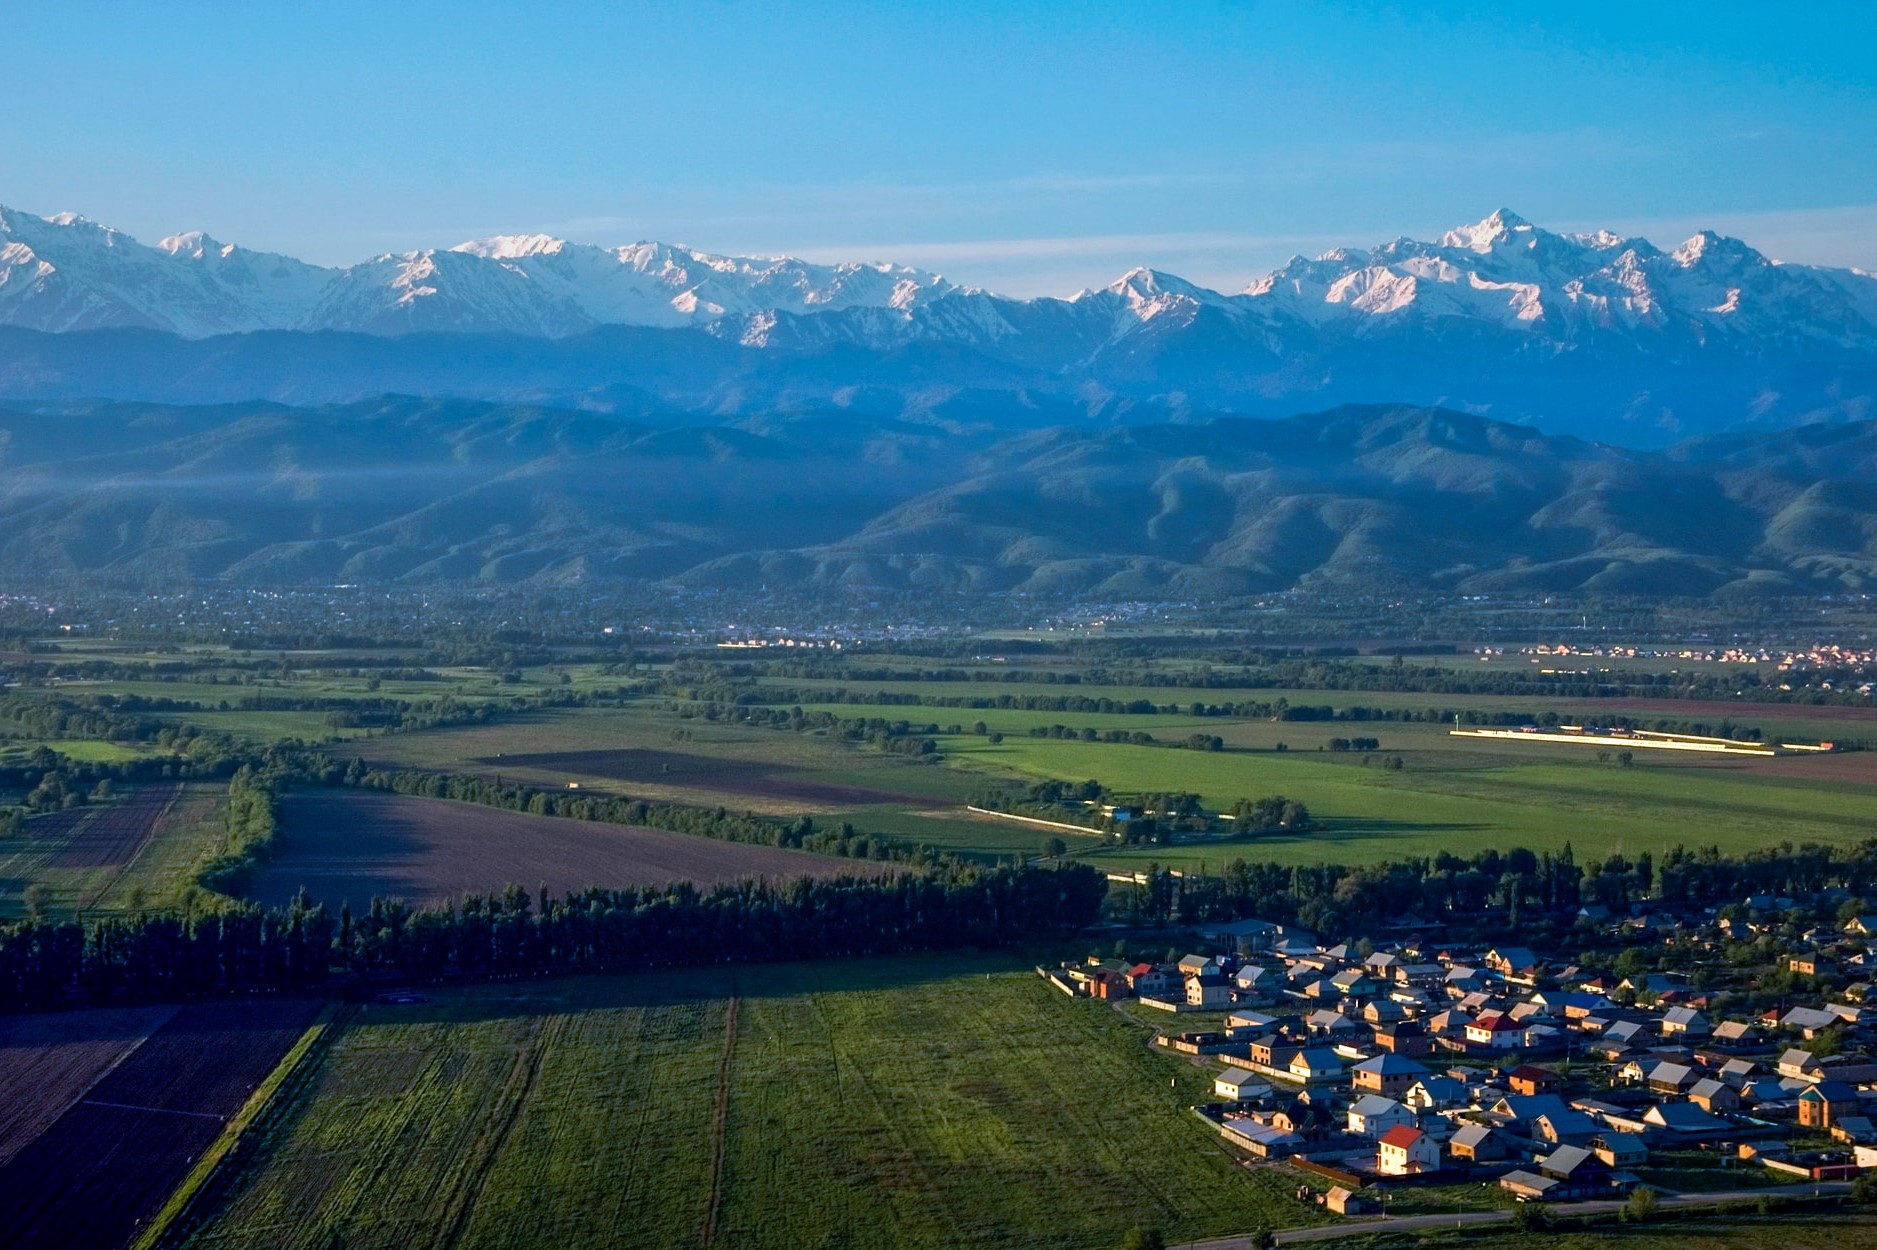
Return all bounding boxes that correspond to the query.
[353,954,1028,1027]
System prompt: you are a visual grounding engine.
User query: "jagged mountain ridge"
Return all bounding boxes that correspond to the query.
[3,203,1874,349]
[0,399,1872,596]
[5,205,1877,441]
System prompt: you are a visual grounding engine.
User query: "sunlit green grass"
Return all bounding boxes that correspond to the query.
[183,955,1319,1250]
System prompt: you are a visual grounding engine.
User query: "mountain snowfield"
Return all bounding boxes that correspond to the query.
[3,203,1875,349]
[0,205,961,338]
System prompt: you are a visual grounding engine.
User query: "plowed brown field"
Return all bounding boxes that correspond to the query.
[247,791,887,910]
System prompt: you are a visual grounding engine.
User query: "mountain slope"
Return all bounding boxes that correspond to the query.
[0,399,1871,596]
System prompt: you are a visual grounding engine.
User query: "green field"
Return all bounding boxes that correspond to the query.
[180,955,1319,1250]
[942,735,1877,867]
[0,783,224,920]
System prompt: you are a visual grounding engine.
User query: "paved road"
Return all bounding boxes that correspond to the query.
[1171,1180,1854,1249]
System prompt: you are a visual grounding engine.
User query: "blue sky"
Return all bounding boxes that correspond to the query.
[9,1,1877,294]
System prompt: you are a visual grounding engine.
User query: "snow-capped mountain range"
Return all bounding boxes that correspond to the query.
[6,204,1877,444]
[4,203,1875,350]
[0,205,959,337]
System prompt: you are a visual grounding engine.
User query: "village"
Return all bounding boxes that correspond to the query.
[1049,905,1877,1221]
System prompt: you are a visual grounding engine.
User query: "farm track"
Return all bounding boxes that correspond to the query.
[698,993,739,1250]
[434,1014,563,1250]
[51,783,183,872]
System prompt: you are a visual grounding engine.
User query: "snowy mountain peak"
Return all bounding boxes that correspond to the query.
[157,230,231,260]
[1671,229,1764,270]
[1441,207,1537,253]
[451,233,568,260]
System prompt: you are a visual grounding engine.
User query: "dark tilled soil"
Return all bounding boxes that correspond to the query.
[0,998,323,1250]
[247,791,888,911]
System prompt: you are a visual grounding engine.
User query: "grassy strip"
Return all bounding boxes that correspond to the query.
[131,1000,348,1250]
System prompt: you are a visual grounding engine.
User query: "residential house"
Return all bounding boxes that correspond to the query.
[1378,1124,1441,1176]
[1687,1077,1741,1114]
[1531,1110,1601,1148]
[1272,1093,1336,1141]
[1642,1102,1735,1143]
[1465,1011,1524,1050]
[1352,1053,1432,1098]
[1347,1094,1417,1139]
[1373,1021,1435,1057]
[1509,1065,1561,1097]
[1234,966,1277,1000]
[1799,1080,1861,1129]
[1330,968,1379,1000]
[1177,954,1217,978]
[1187,971,1231,1010]
[1405,1076,1470,1111]
[1644,1061,1699,1097]
[1286,1048,1346,1084]
[1485,947,1539,977]
[1489,1093,1572,1136]
[1782,1007,1842,1038]
[1591,1132,1649,1169]
[1711,1020,1758,1049]
[1213,1068,1271,1103]
[1660,1007,1712,1038]
[1219,1117,1304,1159]
[1127,964,1181,999]
[1449,1124,1510,1162]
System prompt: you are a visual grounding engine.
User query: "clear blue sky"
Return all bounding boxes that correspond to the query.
[9,1,1876,295]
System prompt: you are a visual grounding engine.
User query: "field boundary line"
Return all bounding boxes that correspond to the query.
[699,991,740,1250]
[81,1099,225,1121]
[130,1000,349,1250]
[963,806,1109,837]
[0,1003,180,1169]
[83,782,184,913]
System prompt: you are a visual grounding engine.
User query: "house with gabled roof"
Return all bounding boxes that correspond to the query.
[1214,1068,1272,1103]
[1799,1080,1860,1129]
[1465,1011,1523,1049]
[1449,1123,1510,1162]
[1347,1094,1417,1139]
[1660,1006,1711,1037]
[1285,1047,1345,1084]
[1219,1116,1304,1158]
[1352,1053,1431,1097]
[1508,1064,1560,1097]
[1642,1102,1735,1143]
[1531,1110,1600,1147]
[1377,1123,1440,1176]
[1688,1077,1740,1114]
[1406,1075,1470,1111]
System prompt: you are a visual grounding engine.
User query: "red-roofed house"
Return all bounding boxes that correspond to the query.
[1466,1012,1523,1050]
[1378,1124,1441,1176]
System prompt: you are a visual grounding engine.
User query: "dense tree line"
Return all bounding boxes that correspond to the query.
[0,861,1106,1012]
[1130,839,1877,944]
